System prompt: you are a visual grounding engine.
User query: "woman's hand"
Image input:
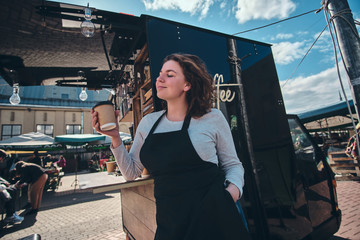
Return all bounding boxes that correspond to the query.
[226,183,240,203]
[91,109,122,148]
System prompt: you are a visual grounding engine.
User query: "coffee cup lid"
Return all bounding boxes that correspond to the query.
[92,101,114,110]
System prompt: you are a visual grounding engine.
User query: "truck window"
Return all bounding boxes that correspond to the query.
[288,116,327,185]
[288,118,316,162]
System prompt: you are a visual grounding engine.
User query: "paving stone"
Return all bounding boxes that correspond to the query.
[1,172,358,240]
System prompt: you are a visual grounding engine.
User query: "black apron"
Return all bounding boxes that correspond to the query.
[140,112,250,240]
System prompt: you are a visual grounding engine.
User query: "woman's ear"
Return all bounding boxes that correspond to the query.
[184,83,191,92]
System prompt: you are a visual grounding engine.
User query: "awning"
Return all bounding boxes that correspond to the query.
[54,134,106,146]
[298,100,358,131]
[0,132,54,146]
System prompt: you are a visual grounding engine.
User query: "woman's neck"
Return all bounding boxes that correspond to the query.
[166,100,188,121]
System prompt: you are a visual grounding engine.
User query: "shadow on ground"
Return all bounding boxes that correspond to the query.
[0,190,120,237]
[41,190,120,210]
[0,211,38,238]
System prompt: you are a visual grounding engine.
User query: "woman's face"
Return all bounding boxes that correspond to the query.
[156,60,190,102]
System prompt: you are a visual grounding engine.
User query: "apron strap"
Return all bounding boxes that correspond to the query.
[148,111,167,135]
[181,114,192,131]
[149,111,191,134]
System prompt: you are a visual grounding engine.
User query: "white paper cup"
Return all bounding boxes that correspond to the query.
[93,101,116,131]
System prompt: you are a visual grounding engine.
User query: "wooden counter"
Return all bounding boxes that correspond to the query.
[79,173,156,240]
[121,181,156,240]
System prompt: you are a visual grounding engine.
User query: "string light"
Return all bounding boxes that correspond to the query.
[81,4,95,37]
[9,84,21,105]
[79,87,88,101]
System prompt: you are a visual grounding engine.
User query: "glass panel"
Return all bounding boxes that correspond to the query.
[37,125,44,133]
[13,125,21,135]
[66,125,73,134]
[45,125,53,134]
[2,125,11,135]
[74,125,81,134]
[288,118,322,186]
[288,118,314,158]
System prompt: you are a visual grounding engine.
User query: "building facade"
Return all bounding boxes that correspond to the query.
[0,78,115,140]
[0,104,94,140]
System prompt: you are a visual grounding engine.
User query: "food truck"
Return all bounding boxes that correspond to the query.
[0,1,341,239]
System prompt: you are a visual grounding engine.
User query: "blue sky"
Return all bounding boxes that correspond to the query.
[54,0,360,114]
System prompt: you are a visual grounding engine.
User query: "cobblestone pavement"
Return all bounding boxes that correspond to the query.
[330,180,360,240]
[0,172,127,240]
[0,172,359,240]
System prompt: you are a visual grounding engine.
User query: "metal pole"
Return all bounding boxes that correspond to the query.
[325,0,360,175]
[326,0,360,119]
[227,38,270,240]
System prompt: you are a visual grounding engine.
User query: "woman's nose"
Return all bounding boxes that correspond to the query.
[157,75,164,82]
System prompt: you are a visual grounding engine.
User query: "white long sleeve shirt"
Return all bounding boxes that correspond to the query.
[111,108,245,196]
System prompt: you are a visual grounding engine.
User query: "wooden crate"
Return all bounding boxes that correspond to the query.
[122,183,156,240]
[328,151,360,175]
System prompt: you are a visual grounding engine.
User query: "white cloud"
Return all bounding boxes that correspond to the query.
[297,31,309,36]
[234,0,296,24]
[281,65,352,114]
[276,33,293,39]
[271,33,294,41]
[142,0,214,19]
[272,41,306,65]
[220,1,226,9]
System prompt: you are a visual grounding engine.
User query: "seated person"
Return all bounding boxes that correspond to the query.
[1,177,24,224]
[0,150,24,224]
[43,154,53,167]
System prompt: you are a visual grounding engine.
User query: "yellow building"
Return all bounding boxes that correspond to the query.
[0,81,131,140]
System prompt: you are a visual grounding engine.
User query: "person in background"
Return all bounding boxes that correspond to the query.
[14,161,48,215]
[91,152,100,164]
[92,53,250,239]
[89,152,100,171]
[0,149,9,179]
[0,149,24,224]
[345,123,360,160]
[55,155,66,169]
[0,176,24,224]
[43,154,53,167]
[28,150,42,167]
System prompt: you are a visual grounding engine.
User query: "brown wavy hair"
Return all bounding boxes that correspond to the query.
[162,53,214,118]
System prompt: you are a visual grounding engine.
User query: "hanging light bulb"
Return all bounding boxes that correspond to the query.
[81,20,95,37]
[9,84,21,105]
[79,87,88,101]
[81,4,95,37]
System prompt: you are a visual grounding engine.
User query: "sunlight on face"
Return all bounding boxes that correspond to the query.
[156,60,190,102]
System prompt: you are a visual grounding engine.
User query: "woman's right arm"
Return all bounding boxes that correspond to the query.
[110,129,145,180]
[91,109,144,180]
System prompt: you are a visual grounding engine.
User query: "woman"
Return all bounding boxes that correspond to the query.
[92,53,250,239]
[14,161,48,215]
[55,155,66,168]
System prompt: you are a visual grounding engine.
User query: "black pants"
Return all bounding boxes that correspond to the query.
[4,187,17,216]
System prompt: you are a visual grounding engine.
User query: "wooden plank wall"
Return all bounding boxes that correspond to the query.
[121,183,156,240]
[328,151,360,175]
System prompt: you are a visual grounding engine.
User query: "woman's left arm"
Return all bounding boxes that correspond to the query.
[214,111,245,202]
